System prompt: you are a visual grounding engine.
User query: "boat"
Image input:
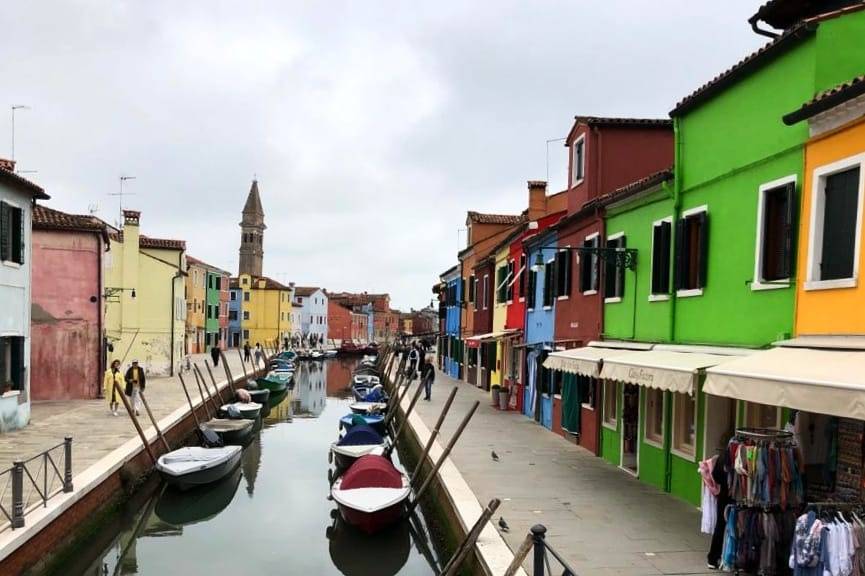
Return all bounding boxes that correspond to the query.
[206,418,255,446]
[339,413,386,436]
[277,350,298,361]
[323,350,338,358]
[330,424,387,474]
[310,350,325,360]
[350,401,387,415]
[219,401,262,420]
[155,465,242,526]
[246,387,270,407]
[331,455,410,534]
[256,372,292,393]
[352,374,380,387]
[155,446,243,491]
[267,388,289,409]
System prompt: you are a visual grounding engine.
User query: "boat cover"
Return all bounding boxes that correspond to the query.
[361,386,386,402]
[338,425,383,447]
[341,455,402,489]
[157,446,241,476]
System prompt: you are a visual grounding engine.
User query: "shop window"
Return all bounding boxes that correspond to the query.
[0,336,24,392]
[0,201,25,264]
[755,178,796,287]
[579,234,599,294]
[672,393,696,458]
[519,254,527,299]
[555,250,571,298]
[579,375,596,409]
[806,161,864,289]
[603,380,617,429]
[604,235,625,301]
[645,388,664,447]
[542,261,555,307]
[674,207,708,294]
[650,219,672,297]
[571,134,585,187]
[745,402,781,429]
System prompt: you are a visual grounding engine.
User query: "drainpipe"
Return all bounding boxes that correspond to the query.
[170,270,182,376]
[97,235,105,398]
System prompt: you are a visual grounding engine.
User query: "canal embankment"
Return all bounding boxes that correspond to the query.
[0,352,262,574]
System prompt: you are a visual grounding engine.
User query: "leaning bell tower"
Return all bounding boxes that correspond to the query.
[238,179,266,277]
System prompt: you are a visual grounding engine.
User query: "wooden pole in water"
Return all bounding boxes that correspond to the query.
[407,400,480,514]
[195,364,221,413]
[385,377,426,455]
[440,498,502,576]
[191,367,213,419]
[178,373,202,428]
[204,360,227,404]
[411,386,458,482]
[503,533,536,576]
[138,390,170,452]
[113,380,156,465]
[219,350,238,396]
[384,374,412,429]
[237,347,249,380]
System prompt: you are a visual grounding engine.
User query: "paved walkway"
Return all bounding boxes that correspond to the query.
[412,368,712,576]
[0,351,254,482]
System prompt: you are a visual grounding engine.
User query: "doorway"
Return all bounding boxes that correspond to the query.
[621,384,640,474]
[703,393,735,460]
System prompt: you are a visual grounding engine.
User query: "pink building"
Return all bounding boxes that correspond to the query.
[30,206,108,400]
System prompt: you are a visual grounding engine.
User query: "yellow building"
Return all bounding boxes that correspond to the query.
[104,210,186,376]
[490,243,511,388]
[185,256,208,354]
[789,76,865,335]
[235,273,292,348]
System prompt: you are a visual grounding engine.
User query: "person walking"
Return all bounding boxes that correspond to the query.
[408,345,419,380]
[103,359,125,416]
[705,444,731,570]
[421,354,435,401]
[243,341,251,363]
[210,344,220,367]
[124,360,146,417]
[254,342,263,366]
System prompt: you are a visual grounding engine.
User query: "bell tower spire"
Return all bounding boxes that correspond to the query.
[238,179,266,277]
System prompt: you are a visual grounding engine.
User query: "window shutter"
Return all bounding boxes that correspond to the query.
[660,222,671,293]
[14,207,24,264]
[579,243,590,292]
[651,226,663,293]
[547,261,556,305]
[0,202,8,262]
[617,236,626,298]
[673,219,685,291]
[604,241,616,299]
[697,212,709,289]
[781,182,796,279]
[564,251,572,296]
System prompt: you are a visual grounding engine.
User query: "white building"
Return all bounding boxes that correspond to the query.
[294,287,328,345]
[0,161,49,433]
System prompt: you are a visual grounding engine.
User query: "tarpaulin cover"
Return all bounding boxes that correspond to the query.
[338,425,384,447]
[362,387,386,402]
[341,455,402,489]
[341,414,384,428]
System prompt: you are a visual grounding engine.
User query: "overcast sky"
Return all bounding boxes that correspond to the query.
[0,1,767,310]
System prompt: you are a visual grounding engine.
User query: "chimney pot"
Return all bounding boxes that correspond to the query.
[123,210,141,226]
[527,180,548,222]
[0,158,15,172]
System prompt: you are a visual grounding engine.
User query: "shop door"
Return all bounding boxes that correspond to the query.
[621,384,640,474]
[703,393,735,461]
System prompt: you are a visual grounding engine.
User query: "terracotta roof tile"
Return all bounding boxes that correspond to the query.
[294,286,320,297]
[575,117,672,128]
[783,74,865,124]
[230,275,290,291]
[599,169,674,206]
[186,255,231,276]
[466,211,523,225]
[32,205,106,234]
[108,231,186,251]
[0,167,49,199]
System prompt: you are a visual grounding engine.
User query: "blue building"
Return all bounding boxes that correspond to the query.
[523,229,558,429]
[228,283,243,347]
[441,264,462,379]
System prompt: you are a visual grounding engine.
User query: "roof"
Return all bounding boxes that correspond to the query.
[670,22,816,117]
[242,180,264,216]
[32,205,107,239]
[0,167,49,199]
[439,263,459,279]
[230,275,290,291]
[749,0,863,30]
[575,116,672,128]
[108,231,186,251]
[466,211,522,225]
[783,74,865,124]
[294,286,321,297]
[598,169,674,207]
[489,222,527,257]
[186,255,231,276]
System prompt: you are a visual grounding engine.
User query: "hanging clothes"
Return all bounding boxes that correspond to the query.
[699,455,720,534]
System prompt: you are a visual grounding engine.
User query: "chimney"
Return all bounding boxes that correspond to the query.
[0,158,15,172]
[527,180,547,222]
[121,210,141,328]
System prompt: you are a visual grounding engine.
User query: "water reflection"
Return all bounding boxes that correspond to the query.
[64,358,442,576]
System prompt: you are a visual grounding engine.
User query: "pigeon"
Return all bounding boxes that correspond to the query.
[498,517,510,532]
[491,450,499,462]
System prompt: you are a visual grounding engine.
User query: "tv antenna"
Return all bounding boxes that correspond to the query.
[109,175,136,225]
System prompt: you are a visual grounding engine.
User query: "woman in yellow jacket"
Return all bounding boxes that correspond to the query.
[103,359,125,416]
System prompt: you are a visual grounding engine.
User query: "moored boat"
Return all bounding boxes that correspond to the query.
[206,418,255,446]
[256,372,292,393]
[349,401,387,415]
[330,424,388,474]
[331,455,410,534]
[246,388,270,407]
[219,401,262,420]
[339,413,386,436]
[156,446,243,491]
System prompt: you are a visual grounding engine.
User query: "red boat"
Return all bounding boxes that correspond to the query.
[330,455,410,534]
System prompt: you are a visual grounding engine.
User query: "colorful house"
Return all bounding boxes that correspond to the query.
[295,287,328,344]
[0,161,49,432]
[234,273,292,348]
[104,210,187,377]
[31,205,108,400]
[327,300,353,344]
[228,285,242,347]
[440,265,462,378]
[185,257,208,354]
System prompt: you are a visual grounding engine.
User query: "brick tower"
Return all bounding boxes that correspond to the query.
[238,179,266,277]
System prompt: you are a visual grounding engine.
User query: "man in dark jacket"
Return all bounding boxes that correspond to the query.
[421,354,435,400]
[243,342,251,363]
[124,360,146,416]
[210,345,220,366]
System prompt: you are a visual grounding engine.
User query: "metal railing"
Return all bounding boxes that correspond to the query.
[0,436,73,531]
[504,524,578,576]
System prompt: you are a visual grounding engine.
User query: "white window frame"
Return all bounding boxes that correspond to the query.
[805,153,865,291]
[671,392,697,461]
[604,232,625,304]
[482,274,489,310]
[752,175,797,291]
[581,232,600,296]
[602,380,618,430]
[556,246,571,301]
[518,253,527,303]
[649,216,673,302]
[743,401,783,429]
[675,205,708,298]
[644,388,666,449]
[571,134,586,188]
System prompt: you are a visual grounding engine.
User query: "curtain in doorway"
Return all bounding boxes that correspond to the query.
[561,373,581,434]
[527,348,539,416]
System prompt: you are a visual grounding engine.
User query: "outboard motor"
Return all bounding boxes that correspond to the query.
[198,425,224,448]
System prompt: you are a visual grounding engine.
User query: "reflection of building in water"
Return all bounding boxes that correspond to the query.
[326,358,355,397]
[242,434,262,496]
[296,361,326,416]
[267,390,295,422]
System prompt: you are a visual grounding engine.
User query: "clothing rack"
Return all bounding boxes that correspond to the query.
[734,427,793,441]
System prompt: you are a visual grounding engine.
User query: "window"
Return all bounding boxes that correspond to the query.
[555,250,571,298]
[674,207,708,294]
[603,380,617,428]
[527,269,537,310]
[468,274,476,305]
[243,311,250,320]
[542,261,555,307]
[230,291,237,301]
[243,292,250,302]
[0,336,25,392]
[571,134,585,187]
[506,260,515,302]
[242,329,249,340]
[578,375,596,409]
[0,202,25,264]
[229,310,238,321]
[496,266,507,304]
[672,392,696,458]
[215,277,222,290]
[645,389,664,447]
[482,274,489,310]
[806,159,864,290]
[745,402,781,429]
[579,234,599,293]
[241,277,248,285]
[651,219,672,297]
[519,254,527,299]
[754,177,796,288]
[604,235,625,301]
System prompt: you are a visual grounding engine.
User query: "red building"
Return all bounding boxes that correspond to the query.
[328,292,398,343]
[328,300,352,343]
[30,206,108,400]
[553,116,673,454]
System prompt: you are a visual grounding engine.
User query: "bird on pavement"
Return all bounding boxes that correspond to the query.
[498,517,510,532]
[491,450,499,462]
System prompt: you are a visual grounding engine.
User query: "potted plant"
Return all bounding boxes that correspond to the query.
[491,384,501,408]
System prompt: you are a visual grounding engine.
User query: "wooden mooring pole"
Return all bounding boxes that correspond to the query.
[441,498,502,576]
[113,381,156,465]
[204,360,227,405]
[219,350,239,396]
[178,373,202,428]
[411,386,458,483]
[385,376,426,456]
[138,390,170,452]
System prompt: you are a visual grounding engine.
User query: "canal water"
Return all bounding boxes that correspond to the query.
[59,358,446,575]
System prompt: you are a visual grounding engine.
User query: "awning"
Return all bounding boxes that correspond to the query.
[704,347,865,420]
[543,347,640,378]
[465,329,520,348]
[600,351,731,395]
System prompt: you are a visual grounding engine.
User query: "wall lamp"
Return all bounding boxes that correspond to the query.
[104,287,136,301]
[531,246,638,272]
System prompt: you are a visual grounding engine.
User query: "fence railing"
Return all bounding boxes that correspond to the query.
[0,436,73,531]
[504,524,577,576]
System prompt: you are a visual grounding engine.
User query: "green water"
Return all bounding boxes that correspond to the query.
[62,358,444,575]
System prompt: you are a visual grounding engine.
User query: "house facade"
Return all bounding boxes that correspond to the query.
[30,205,107,400]
[328,300,352,344]
[185,257,207,354]
[440,265,462,378]
[295,287,328,344]
[228,284,242,347]
[234,273,292,348]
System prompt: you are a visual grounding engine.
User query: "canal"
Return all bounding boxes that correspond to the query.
[57,358,446,575]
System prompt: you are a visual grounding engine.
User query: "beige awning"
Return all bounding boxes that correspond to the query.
[601,350,731,395]
[704,347,865,420]
[465,329,520,348]
[543,347,637,378]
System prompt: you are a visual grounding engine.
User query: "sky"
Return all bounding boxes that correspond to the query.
[0,1,769,310]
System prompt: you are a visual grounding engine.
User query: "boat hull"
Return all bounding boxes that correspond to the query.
[246,388,270,406]
[337,502,404,535]
[159,449,242,491]
[256,376,289,393]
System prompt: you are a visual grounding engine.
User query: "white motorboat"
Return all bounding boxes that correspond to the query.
[156,446,242,491]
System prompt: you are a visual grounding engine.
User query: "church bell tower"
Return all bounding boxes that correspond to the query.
[238,179,266,277]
